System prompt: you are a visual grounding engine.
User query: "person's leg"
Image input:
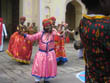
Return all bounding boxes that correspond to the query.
[0,36,4,52]
[34,77,41,83]
[44,78,50,83]
[78,48,83,58]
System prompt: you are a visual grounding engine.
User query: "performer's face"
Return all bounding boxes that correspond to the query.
[44,24,52,33]
[20,20,25,25]
[52,21,55,25]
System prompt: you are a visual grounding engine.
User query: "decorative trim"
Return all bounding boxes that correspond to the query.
[56,57,68,62]
[83,14,110,19]
[32,74,56,79]
[6,50,30,64]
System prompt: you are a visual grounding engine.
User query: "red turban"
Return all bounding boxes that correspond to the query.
[42,19,48,23]
[20,16,26,21]
[42,19,52,27]
[49,17,56,21]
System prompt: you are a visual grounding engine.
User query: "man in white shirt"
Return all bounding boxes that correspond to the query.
[0,18,7,52]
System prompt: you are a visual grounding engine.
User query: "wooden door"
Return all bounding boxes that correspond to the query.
[1,0,19,37]
[66,2,75,30]
[12,0,19,33]
[66,2,75,39]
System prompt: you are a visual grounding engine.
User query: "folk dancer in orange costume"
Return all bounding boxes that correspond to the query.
[6,16,33,64]
[49,17,68,65]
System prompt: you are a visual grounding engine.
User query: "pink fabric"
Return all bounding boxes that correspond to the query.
[26,31,57,78]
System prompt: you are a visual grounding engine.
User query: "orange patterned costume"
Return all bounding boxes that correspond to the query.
[54,32,68,64]
[49,17,68,65]
[6,24,32,64]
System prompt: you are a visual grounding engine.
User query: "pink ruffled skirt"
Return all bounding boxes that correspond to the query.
[32,50,57,79]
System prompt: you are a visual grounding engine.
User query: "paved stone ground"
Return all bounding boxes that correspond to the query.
[0,41,85,83]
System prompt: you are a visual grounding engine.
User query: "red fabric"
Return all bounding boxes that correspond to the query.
[54,35,59,41]
[66,36,70,43]
[49,17,56,21]
[42,19,48,23]
[0,18,3,22]
[42,19,52,27]
[0,18,3,45]
[54,36,67,58]
[7,32,33,63]
[43,22,51,27]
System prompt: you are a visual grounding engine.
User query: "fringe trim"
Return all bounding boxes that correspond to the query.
[6,50,30,64]
[83,14,110,19]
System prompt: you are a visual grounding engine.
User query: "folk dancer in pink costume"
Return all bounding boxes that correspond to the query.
[22,19,63,83]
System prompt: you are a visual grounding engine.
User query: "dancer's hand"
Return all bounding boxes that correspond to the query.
[5,36,8,39]
[66,29,70,32]
[20,31,25,36]
[64,23,68,28]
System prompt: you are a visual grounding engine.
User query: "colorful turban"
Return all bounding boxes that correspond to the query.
[49,17,56,21]
[42,19,52,27]
[0,18,3,22]
[42,19,48,23]
[20,16,26,21]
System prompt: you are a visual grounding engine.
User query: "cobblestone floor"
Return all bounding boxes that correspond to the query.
[0,41,85,83]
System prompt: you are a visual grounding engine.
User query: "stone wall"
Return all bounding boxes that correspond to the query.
[19,0,86,31]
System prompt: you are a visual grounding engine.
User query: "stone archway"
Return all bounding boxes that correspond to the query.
[65,0,82,39]
[71,0,82,29]
[66,2,75,30]
[65,0,82,30]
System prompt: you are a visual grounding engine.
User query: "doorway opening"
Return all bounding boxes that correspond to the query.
[0,0,19,37]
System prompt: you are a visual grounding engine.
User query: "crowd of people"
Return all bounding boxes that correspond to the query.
[0,16,74,83]
[1,0,110,83]
[0,10,85,83]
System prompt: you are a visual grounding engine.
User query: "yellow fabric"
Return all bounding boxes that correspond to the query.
[83,48,87,64]
[83,14,110,19]
[6,50,30,64]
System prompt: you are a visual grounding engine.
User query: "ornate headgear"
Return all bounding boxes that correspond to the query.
[20,16,26,21]
[49,17,56,21]
[42,19,52,27]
